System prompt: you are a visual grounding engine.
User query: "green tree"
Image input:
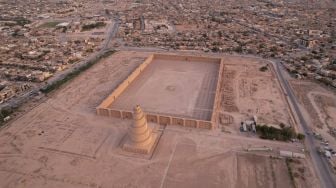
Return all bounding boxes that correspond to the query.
[297,133,305,140]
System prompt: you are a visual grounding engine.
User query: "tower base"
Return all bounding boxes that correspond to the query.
[122,133,158,154]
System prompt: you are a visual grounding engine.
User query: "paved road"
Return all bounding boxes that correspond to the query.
[271,61,336,188]
[140,15,145,32]
[102,15,120,50]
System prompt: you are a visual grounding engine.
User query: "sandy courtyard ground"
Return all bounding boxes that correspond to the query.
[0,51,318,188]
[110,57,219,120]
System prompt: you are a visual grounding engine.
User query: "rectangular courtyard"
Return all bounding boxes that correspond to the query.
[97,54,222,128]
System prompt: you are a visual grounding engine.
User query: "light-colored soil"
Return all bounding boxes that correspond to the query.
[0,51,317,188]
[175,24,200,32]
[164,142,290,188]
[287,158,316,188]
[218,56,293,133]
[290,80,336,153]
[110,58,219,120]
[326,107,336,127]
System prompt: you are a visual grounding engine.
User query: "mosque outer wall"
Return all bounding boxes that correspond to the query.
[96,54,224,130]
[211,58,224,127]
[96,54,155,109]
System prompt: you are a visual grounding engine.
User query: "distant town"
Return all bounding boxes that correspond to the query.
[0,0,335,105]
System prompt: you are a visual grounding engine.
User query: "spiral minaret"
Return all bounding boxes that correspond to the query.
[122,105,154,154]
[128,105,152,147]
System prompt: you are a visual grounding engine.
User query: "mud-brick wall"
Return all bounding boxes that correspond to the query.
[198,121,213,129]
[211,58,225,126]
[96,54,154,113]
[147,114,159,123]
[172,118,184,126]
[153,54,221,64]
[110,109,122,118]
[99,108,214,129]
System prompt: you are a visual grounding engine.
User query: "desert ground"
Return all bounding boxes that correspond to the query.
[291,80,336,144]
[290,80,336,169]
[0,51,319,188]
[218,56,294,134]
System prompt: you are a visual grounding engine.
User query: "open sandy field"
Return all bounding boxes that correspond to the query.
[0,51,318,188]
[290,81,336,130]
[218,56,293,133]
